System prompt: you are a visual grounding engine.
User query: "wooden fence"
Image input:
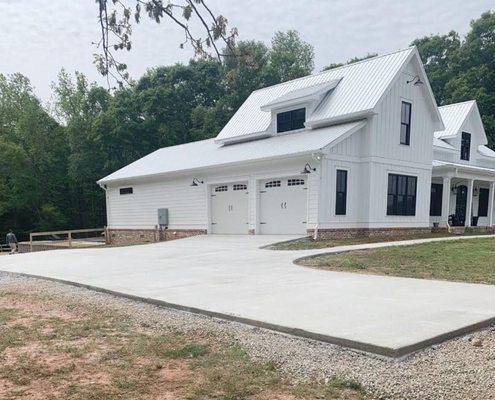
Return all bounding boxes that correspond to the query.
[29,228,106,252]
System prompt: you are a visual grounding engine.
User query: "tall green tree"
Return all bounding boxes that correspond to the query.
[414,11,495,148]
[0,74,69,239]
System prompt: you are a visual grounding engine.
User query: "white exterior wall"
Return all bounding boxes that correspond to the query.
[105,156,319,233]
[345,58,437,229]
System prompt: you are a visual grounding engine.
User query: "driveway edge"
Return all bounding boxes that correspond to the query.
[2,270,494,359]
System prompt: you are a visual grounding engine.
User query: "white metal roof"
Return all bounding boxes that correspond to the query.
[432,160,495,175]
[260,79,341,111]
[215,47,417,143]
[433,137,456,150]
[478,145,495,158]
[435,101,475,139]
[99,120,366,184]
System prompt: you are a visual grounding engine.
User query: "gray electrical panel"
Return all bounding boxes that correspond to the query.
[157,208,168,227]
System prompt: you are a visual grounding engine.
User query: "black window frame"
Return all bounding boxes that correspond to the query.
[478,188,489,217]
[119,187,133,195]
[335,169,348,216]
[387,174,417,216]
[429,183,443,216]
[277,108,306,133]
[400,101,412,145]
[460,132,471,161]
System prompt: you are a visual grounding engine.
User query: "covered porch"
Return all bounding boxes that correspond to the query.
[430,161,495,229]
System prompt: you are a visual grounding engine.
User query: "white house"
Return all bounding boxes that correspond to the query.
[98,47,495,244]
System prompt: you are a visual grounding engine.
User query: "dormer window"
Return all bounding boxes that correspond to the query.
[277,108,306,133]
[460,132,471,161]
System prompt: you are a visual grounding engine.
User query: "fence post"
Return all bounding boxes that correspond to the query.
[30,233,33,253]
[68,231,72,248]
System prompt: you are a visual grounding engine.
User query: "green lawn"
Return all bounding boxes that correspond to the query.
[298,237,495,285]
[270,231,493,250]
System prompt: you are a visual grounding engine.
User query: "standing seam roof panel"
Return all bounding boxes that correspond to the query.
[215,48,414,142]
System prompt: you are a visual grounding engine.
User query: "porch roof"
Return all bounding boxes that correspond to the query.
[432,160,495,180]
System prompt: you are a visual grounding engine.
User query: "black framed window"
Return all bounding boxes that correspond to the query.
[478,188,489,217]
[400,101,412,145]
[335,170,348,215]
[387,174,417,216]
[119,187,133,195]
[277,108,306,133]
[460,132,471,161]
[429,183,443,216]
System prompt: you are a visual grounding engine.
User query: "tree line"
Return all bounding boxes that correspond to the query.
[1,11,494,240]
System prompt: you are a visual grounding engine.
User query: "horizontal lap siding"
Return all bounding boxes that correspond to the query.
[106,178,207,229]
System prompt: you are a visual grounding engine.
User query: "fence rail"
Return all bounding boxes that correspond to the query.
[0,244,11,253]
[29,228,106,252]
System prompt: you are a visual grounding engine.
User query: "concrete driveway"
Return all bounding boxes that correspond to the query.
[1,234,494,357]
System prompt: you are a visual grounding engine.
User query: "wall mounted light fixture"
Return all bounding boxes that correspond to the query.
[300,163,316,174]
[190,178,204,187]
[406,75,424,86]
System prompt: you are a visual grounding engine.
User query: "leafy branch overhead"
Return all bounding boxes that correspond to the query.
[94,0,238,85]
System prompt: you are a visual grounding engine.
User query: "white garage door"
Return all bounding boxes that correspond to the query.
[259,177,308,234]
[210,183,249,234]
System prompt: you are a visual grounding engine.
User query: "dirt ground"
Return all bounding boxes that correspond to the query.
[0,279,366,400]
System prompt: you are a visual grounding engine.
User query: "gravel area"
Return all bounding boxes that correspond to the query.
[1,271,494,400]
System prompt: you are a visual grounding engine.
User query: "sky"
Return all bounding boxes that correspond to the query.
[0,0,493,102]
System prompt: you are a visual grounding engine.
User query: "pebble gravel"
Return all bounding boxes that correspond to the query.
[0,271,493,400]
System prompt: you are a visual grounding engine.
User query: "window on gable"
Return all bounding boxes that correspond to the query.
[387,174,417,216]
[478,188,489,217]
[277,108,306,133]
[429,183,443,216]
[335,170,348,215]
[215,185,228,192]
[119,187,133,195]
[461,132,471,161]
[400,101,412,145]
[265,180,281,188]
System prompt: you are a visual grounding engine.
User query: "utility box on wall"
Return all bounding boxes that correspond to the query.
[157,208,169,227]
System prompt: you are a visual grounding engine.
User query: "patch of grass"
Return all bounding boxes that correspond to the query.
[299,237,495,284]
[1,355,50,385]
[164,343,208,359]
[0,307,18,324]
[270,231,494,250]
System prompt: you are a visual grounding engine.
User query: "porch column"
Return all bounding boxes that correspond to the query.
[488,181,495,227]
[465,179,474,227]
[441,177,451,227]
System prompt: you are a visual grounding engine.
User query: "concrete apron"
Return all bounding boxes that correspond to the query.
[0,234,494,359]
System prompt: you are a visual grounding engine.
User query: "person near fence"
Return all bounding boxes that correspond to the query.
[6,230,18,254]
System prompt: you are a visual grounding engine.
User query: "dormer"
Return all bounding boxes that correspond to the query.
[259,79,341,136]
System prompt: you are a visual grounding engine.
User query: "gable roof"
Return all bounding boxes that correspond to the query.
[215,47,443,144]
[435,100,487,145]
[435,101,476,139]
[99,120,366,184]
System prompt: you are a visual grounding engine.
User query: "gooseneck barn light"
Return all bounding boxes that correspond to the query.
[300,163,316,174]
[406,75,424,86]
[190,178,204,187]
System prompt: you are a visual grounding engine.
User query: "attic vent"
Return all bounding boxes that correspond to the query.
[215,185,228,192]
[233,184,247,191]
[265,180,281,188]
[288,179,305,186]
